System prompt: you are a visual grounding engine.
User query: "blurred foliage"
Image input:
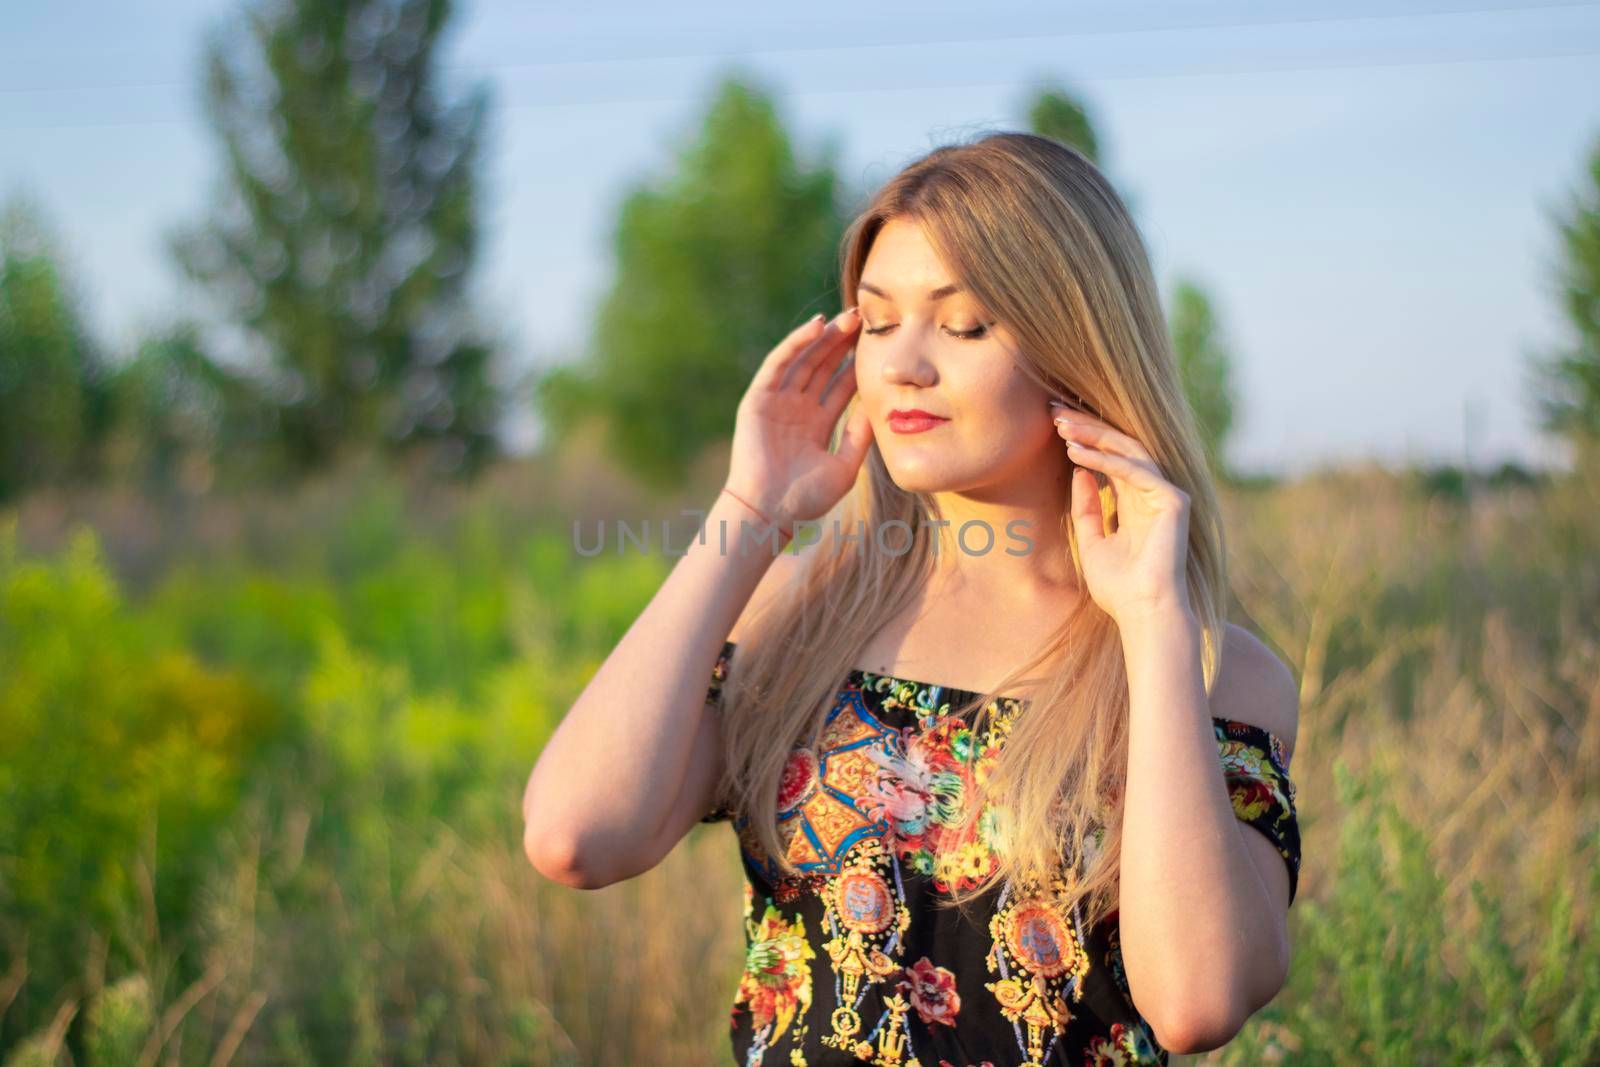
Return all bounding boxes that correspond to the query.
[0,195,290,502]
[1528,129,1600,454]
[1022,79,1149,226]
[0,475,673,1059]
[0,455,1595,1063]
[1411,461,1548,503]
[1215,762,1600,1065]
[100,320,288,493]
[1024,87,1238,481]
[0,525,285,1029]
[534,72,851,490]
[1169,276,1241,482]
[0,194,113,501]
[166,0,506,478]
[1026,84,1103,165]
[2,0,513,498]
[83,975,151,1067]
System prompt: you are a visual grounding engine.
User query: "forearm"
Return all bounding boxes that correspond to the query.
[1114,607,1278,1040]
[522,489,785,856]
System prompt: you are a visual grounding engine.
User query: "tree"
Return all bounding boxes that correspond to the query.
[535,72,849,489]
[1026,84,1102,165]
[101,319,285,492]
[1022,80,1144,222]
[1168,276,1240,479]
[1022,83,1234,472]
[1527,130,1600,467]
[168,0,504,478]
[0,191,112,500]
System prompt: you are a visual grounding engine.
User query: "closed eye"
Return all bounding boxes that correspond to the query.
[862,323,992,340]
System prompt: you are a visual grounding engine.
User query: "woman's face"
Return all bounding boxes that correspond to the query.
[854,217,1064,496]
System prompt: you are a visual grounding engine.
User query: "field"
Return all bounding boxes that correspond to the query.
[2,446,1597,1065]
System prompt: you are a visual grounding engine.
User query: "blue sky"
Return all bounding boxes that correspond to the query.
[2,1,1598,475]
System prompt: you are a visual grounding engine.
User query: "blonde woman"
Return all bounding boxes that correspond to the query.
[522,132,1302,1066]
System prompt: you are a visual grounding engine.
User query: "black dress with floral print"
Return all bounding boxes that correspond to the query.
[699,640,1301,1067]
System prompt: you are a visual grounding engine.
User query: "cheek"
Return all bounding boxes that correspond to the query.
[853,353,892,412]
[949,365,1039,431]
[936,378,1036,464]
[852,346,873,383]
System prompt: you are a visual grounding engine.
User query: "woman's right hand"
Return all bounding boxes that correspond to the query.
[723,306,874,535]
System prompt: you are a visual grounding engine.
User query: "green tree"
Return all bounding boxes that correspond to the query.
[1168,276,1239,479]
[1022,83,1233,472]
[168,0,504,478]
[1528,130,1600,468]
[101,319,284,492]
[0,191,112,501]
[1026,84,1101,164]
[1022,80,1145,222]
[535,72,849,489]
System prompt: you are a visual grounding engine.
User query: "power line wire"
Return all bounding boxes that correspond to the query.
[468,0,1600,77]
[0,0,1596,97]
[499,44,1600,114]
[2,41,1596,132]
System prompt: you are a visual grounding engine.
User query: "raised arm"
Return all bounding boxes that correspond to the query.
[521,305,872,889]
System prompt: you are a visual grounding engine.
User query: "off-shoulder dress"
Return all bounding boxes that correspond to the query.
[697,640,1301,1067]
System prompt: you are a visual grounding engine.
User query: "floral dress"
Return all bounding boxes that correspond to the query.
[698,641,1302,1067]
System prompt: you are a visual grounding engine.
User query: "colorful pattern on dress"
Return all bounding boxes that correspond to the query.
[983,871,1093,1066]
[735,881,818,1062]
[855,698,1014,895]
[702,640,1302,1066]
[734,682,905,885]
[818,836,912,1061]
[1090,923,1164,1065]
[1213,717,1302,903]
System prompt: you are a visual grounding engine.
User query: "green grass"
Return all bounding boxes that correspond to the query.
[1,456,1596,1065]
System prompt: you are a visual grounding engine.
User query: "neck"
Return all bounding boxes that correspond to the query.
[922,465,1081,601]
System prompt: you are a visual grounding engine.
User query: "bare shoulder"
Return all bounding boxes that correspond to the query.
[727,539,819,645]
[1210,622,1300,765]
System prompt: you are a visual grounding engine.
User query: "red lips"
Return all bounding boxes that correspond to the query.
[887,409,949,435]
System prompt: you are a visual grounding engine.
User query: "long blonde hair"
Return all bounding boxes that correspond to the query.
[714,131,1228,931]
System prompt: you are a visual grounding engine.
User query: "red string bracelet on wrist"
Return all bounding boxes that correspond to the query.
[720,486,793,545]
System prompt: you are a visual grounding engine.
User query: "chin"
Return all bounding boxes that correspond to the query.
[881,455,970,495]
[882,437,1040,499]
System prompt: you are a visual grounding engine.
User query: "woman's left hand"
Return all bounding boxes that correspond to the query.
[1051,399,1193,628]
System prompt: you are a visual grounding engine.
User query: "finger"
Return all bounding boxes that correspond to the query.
[1070,466,1106,547]
[1052,410,1159,469]
[1054,417,1154,464]
[1049,390,1107,421]
[786,307,861,395]
[1056,420,1162,482]
[803,326,859,399]
[1064,441,1170,494]
[750,313,828,392]
[832,402,875,471]
[816,352,858,421]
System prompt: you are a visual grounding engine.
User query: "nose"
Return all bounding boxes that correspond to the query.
[878,334,937,389]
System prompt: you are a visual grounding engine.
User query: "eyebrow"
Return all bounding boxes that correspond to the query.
[857,280,963,302]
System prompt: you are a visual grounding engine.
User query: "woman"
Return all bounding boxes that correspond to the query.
[522,131,1302,1066]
